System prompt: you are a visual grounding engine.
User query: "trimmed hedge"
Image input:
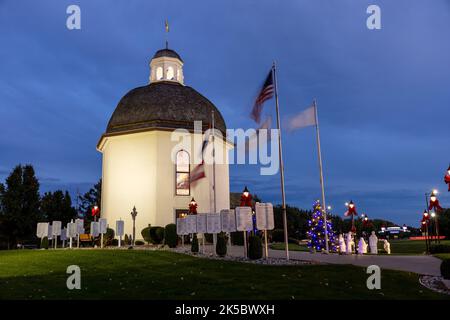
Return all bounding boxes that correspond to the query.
[191,234,199,253]
[41,237,49,249]
[430,244,450,254]
[103,228,115,247]
[164,223,178,248]
[248,235,263,260]
[216,233,227,257]
[150,226,165,244]
[441,259,450,280]
[141,226,152,244]
[135,240,145,246]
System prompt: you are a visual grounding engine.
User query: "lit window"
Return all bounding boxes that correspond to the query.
[167,66,174,80]
[156,67,163,80]
[176,150,190,195]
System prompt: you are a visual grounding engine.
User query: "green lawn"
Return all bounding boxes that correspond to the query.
[0,249,447,300]
[271,240,450,256]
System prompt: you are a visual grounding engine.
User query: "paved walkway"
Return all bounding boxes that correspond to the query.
[196,245,442,276]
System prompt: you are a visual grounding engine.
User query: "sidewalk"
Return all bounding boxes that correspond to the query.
[198,244,442,276]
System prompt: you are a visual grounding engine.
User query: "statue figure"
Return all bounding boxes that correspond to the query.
[369,231,378,254]
[358,237,368,254]
[383,239,391,255]
[338,234,347,254]
[346,232,354,254]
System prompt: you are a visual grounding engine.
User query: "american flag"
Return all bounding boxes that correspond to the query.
[190,161,206,184]
[250,69,274,124]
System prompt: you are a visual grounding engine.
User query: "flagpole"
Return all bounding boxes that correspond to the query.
[313,99,329,253]
[211,110,217,250]
[272,62,289,261]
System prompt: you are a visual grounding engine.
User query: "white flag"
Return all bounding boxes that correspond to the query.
[288,105,316,130]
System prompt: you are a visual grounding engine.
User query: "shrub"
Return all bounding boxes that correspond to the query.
[141,226,151,244]
[216,233,227,257]
[124,234,130,246]
[271,229,284,242]
[112,239,118,246]
[135,240,145,246]
[191,234,199,253]
[103,228,115,247]
[248,235,263,260]
[441,259,450,280]
[204,233,213,244]
[231,232,244,246]
[430,244,450,254]
[41,237,49,249]
[150,226,165,244]
[164,223,178,248]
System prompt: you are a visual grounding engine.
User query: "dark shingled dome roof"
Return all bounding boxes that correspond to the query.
[105,82,226,135]
[152,48,183,62]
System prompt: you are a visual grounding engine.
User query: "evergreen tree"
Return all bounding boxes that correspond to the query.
[0,165,42,248]
[41,190,77,224]
[307,200,337,253]
[78,179,101,222]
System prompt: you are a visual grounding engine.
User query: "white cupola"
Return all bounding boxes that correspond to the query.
[149,47,184,85]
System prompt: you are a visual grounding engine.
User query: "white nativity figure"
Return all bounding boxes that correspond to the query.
[369,231,378,254]
[358,237,368,254]
[338,234,347,254]
[383,239,391,255]
[346,232,355,254]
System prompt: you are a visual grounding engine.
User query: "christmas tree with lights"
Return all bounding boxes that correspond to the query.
[307,200,338,252]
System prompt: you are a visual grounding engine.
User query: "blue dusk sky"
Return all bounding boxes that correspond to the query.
[0,0,449,226]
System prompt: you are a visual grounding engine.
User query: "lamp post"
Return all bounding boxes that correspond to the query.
[130,206,138,246]
[422,210,430,253]
[91,205,100,222]
[345,200,357,233]
[429,190,441,243]
[240,186,253,258]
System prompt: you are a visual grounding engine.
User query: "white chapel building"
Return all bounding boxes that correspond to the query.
[97,46,231,238]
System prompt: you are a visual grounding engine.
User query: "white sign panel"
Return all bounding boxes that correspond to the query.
[196,214,207,233]
[60,228,67,241]
[99,218,108,234]
[47,224,53,239]
[52,221,62,236]
[255,202,275,230]
[176,218,187,235]
[220,209,237,232]
[90,221,100,237]
[36,222,49,238]
[75,219,84,234]
[207,213,221,234]
[235,207,253,231]
[116,220,124,237]
[67,222,77,238]
[186,215,197,234]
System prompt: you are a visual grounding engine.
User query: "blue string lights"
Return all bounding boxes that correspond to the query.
[307,200,337,252]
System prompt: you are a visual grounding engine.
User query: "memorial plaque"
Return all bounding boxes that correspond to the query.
[90,221,100,237]
[75,219,84,234]
[176,217,187,235]
[220,209,237,232]
[186,215,197,234]
[255,202,275,230]
[116,220,124,236]
[99,218,108,234]
[36,222,49,238]
[67,222,77,238]
[60,228,67,241]
[196,214,207,233]
[206,213,221,234]
[235,207,253,231]
[47,224,53,239]
[52,221,62,236]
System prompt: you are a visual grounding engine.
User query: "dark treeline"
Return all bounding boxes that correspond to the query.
[0,164,101,249]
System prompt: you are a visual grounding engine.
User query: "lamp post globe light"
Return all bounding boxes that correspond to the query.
[130,206,138,246]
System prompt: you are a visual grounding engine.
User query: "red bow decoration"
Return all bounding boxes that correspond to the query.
[240,193,253,207]
[420,218,429,232]
[445,173,450,192]
[91,206,100,217]
[189,201,198,214]
[344,206,358,217]
[429,199,443,212]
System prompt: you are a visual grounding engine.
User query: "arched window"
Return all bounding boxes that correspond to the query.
[166,66,174,80]
[156,67,163,80]
[175,150,190,195]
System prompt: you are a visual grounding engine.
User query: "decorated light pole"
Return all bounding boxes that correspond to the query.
[421,210,430,253]
[240,186,253,257]
[344,200,358,233]
[91,205,100,222]
[445,165,450,192]
[189,197,198,214]
[428,190,442,243]
[130,206,138,246]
